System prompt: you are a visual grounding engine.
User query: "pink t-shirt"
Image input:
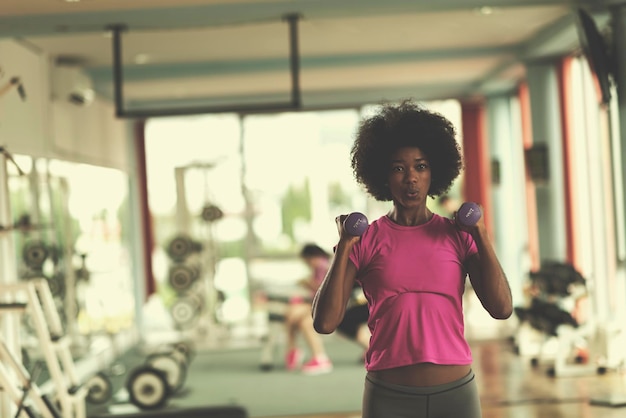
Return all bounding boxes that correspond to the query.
[349,214,477,371]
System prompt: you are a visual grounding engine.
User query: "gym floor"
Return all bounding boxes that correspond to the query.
[80,291,626,418]
[83,334,626,418]
[259,338,626,418]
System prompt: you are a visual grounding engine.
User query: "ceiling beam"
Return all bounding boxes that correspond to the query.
[86,45,515,83]
[102,79,482,114]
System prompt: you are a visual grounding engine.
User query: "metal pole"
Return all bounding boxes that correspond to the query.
[109,24,127,117]
[0,148,19,418]
[285,13,302,108]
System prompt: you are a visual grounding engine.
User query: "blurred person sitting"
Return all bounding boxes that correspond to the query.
[336,284,370,363]
[284,243,333,374]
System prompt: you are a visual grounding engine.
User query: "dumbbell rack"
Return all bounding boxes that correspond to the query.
[0,279,87,418]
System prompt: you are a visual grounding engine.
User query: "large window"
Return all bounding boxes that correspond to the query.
[144,101,462,329]
[6,155,133,344]
[568,56,622,323]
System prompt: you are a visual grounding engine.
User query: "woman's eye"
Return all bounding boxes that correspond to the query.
[392,166,403,172]
[417,163,429,170]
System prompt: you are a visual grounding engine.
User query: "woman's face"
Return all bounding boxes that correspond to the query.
[387,146,431,209]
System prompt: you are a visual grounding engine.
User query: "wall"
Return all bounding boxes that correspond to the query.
[0,39,130,171]
[49,99,129,171]
[0,40,49,157]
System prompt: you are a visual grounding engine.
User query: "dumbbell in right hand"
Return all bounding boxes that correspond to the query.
[342,212,369,236]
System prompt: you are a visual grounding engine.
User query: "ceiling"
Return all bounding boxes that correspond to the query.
[0,0,614,117]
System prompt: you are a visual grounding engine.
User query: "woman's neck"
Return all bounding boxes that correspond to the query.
[387,207,433,226]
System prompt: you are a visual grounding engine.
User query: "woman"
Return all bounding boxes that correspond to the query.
[284,243,333,374]
[312,100,512,417]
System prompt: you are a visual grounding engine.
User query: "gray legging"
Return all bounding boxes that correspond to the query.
[362,370,482,418]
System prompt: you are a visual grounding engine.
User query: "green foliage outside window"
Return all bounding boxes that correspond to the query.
[281,179,311,242]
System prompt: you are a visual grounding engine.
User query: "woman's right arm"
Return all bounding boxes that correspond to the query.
[312,226,360,334]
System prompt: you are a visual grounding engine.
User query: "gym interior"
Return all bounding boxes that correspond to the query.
[1,1,626,417]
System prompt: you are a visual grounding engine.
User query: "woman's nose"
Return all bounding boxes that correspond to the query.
[405,168,418,182]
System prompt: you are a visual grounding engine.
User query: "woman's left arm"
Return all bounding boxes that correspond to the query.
[465,223,513,320]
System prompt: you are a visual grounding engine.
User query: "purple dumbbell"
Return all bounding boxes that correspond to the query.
[343,212,369,236]
[457,202,482,227]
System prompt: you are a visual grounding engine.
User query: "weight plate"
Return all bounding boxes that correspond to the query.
[146,353,187,393]
[168,264,195,292]
[86,372,113,404]
[22,240,49,269]
[201,204,224,222]
[166,235,193,261]
[126,366,170,410]
[170,297,199,329]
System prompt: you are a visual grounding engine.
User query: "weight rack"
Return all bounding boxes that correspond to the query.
[0,327,58,418]
[0,279,87,417]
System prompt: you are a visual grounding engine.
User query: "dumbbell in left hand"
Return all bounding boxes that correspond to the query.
[457,202,482,227]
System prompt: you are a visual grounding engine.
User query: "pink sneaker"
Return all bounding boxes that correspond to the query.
[301,356,333,375]
[285,348,303,370]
